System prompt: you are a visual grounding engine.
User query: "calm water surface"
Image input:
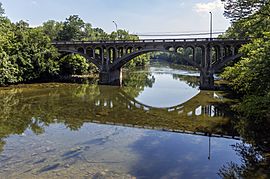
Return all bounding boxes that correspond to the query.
[0,66,263,178]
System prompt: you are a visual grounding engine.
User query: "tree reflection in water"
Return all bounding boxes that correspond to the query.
[0,70,236,153]
[218,119,270,178]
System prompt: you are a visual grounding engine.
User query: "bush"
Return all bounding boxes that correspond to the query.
[59,54,89,75]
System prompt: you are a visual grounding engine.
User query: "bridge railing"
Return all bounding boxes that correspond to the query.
[52,38,250,45]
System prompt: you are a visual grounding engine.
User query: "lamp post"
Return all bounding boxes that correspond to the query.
[112,21,118,40]
[208,136,211,160]
[209,12,213,39]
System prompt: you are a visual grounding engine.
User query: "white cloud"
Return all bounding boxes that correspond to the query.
[194,0,223,13]
[179,2,185,7]
[31,1,38,5]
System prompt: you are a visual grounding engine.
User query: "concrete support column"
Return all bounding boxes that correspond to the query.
[193,48,196,61]
[93,49,96,59]
[199,45,215,89]
[231,46,235,56]
[209,46,213,68]
[200,70,214,90]
[204,45,211,69]
[99,68,122,86]
[106,49,110,64]
[115,49,119,61]
[101,48,104,66]
[219,46,224,61]
[201,47,206,68]
[216,46,221,62]
[98,48,105,72]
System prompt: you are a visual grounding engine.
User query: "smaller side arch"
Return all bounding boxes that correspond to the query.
[77,47,85,54]
[86,47,94,57]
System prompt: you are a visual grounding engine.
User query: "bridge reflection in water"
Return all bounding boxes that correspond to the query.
[0,83,238,147]
[90,87,238,139]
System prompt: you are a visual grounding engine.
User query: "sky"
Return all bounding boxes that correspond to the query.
[1,0,231,37]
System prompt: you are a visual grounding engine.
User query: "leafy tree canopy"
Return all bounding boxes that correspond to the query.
[221,0,269,22]
[0,2,4,16]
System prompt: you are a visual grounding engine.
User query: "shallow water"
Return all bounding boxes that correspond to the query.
[0,66,251,178]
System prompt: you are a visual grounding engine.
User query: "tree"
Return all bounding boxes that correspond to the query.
[221,1,270,38]
[221,2,270,164]
[92,28,109,40]
[81,23,93,41]
[0,2,4,16]
[110,29,139,40]
[58,15,85,41]
[59,54,89,75]
[221,0,269,22]
[221,36,270,95]
[41,20,63,41]
[0,16,59,86]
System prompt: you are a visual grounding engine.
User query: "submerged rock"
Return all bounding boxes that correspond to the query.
[38,163,60,173]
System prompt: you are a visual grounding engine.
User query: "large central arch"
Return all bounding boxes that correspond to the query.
[109,48,202,72]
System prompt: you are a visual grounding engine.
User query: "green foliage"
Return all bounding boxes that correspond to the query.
[91,28,110,40]
[0,2,4,16]
[221,1,270,38]
[149,48,202,66]
[0,53,19,85]
[125,53,150,68]
[59,54,89,75]
[221,1,270,167]
[221,0,269,22]
[58,15,85,41]
[237,94,270,121]
[222,36,270,95]
[110,29,139,40]
[41,20,63,41]
[0,13,59,86]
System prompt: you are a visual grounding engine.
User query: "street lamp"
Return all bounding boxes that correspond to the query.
[112,21,118,40]
[209,12,213,39]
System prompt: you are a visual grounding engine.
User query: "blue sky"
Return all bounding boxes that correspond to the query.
[1,0,230,36]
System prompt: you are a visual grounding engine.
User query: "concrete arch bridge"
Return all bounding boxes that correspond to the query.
[52,38,249,89]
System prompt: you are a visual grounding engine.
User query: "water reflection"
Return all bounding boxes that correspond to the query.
[130,131,241,178]
[2,66,266,178]
[0,84,236,152]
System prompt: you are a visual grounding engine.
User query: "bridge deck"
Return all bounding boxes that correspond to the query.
[52,38,249,45]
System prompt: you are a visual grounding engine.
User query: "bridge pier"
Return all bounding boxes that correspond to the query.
[200,71,214,90]
[99,68,122,86]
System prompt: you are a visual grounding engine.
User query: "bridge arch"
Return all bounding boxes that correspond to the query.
[110,48,202,72]
[117,47,125,58]
[107,47,117,63]
[94,46,104,59]
[86,47,94,57]
[126,46,134,54]
[184,46,195,61]
[77,47,85,54]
